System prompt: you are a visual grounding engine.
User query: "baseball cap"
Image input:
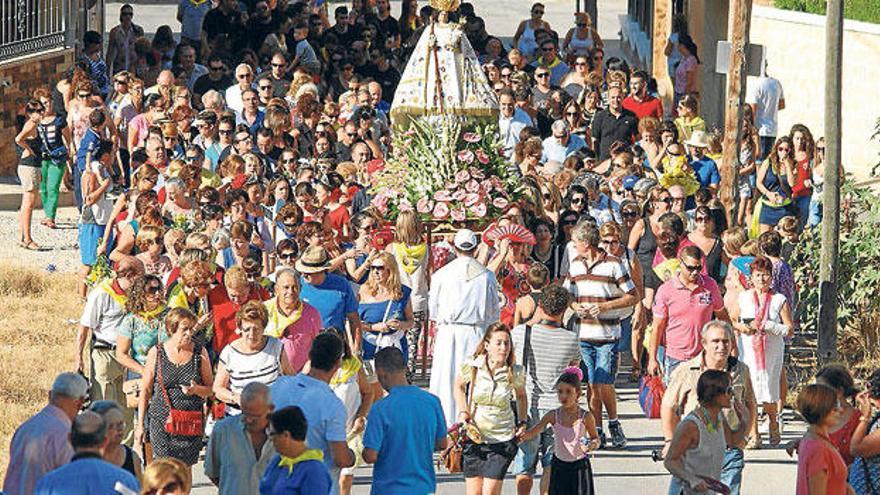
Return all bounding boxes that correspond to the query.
[454,229,478,251]
[623,175,639,191]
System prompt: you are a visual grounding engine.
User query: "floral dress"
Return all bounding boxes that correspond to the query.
[117,310,169,369]
[498,261,532,327]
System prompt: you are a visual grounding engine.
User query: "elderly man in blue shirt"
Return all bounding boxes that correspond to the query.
[34,411,140,495]
[542,120,587,164]
[270,332,354,495]
[205,382,277,495]
[685,130,721,192]
[498,88,533,160]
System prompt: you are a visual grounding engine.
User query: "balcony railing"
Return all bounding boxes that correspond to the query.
[0,0,72,63]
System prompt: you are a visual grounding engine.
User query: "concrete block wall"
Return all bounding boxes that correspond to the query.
[0,49,75,176]
[750,6,880,181]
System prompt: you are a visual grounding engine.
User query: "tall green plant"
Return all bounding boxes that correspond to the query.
[791,182,880,365]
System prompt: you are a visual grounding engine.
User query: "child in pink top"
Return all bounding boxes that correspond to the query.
[521,367,599,494]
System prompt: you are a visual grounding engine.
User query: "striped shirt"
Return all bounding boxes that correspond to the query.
[563,253,636,341]
[511,323,582,411]
[219,337,284,414]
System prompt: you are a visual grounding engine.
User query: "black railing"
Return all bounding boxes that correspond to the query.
[0,0,71,62]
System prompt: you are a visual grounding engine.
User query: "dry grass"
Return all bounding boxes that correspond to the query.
[0,265,80,478]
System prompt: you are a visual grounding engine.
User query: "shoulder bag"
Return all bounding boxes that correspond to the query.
[441,365,479,473]
[158,345,204,437]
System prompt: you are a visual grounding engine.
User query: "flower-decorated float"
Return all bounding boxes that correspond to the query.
[369,0,521,230]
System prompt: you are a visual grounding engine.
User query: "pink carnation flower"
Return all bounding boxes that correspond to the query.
[470,202,488,218]
[464,192,481,206]
[475,149,490,165]
[455,170,471,183]
[492,196,509,209]
[452,189,467,201]
[433,190,452,202]
[450,207,467,222]
[432,201,450,219]
[468,167,485,180]
[398,199,414,212]
[462,132,481,143]
[465,180,480,193]
[457,149,475,164]
[416,197,434,214]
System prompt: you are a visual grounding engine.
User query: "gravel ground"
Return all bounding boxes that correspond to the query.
[0,206,83,273]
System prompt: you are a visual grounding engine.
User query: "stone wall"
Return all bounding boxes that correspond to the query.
[0,48,75,176]
[749,6,880,181]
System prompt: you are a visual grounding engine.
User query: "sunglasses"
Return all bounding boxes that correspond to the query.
[114,79,128,84]
[622,210,639,218]
[543,192,551,200]
[185,155,200,162]
[501,72,511,78]
[236,73,251,79]
[535,73,550,78]
[657,197,673,204]
[145,285,163,294]
[571,197,584,204]
[575,62,587,66]
[671,197,686,203]
[577,23,587,27]
[562,218,578,226]
[565,112,579,116]
[279,251,298,260]
[533,9,544,14]
[210,66,225,72]
[219,129,233,135]
[369,265,386,272]
[682,262,702,273]
[271,63,285,68]
[541,46,555,52]
[259,85,273,90]
[778,146,791,152]
[77,93,90,98]
[695,216,710,223]
[592,55,603,61]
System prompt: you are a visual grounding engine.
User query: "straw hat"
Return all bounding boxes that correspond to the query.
[295,246,331,274]
[684,130,710,149]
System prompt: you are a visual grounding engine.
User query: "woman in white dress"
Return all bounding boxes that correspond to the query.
[733,255,793,447]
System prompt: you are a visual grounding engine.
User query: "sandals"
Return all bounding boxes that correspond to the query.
[19,240,41,251]
[769,422,782,446]
[746,433,763,450]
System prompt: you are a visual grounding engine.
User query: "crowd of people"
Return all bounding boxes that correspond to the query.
[4,0,872,494]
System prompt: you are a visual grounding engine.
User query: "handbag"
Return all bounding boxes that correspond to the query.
[638,374,665,419]
[157,346,204,437]
[440,366,479,473]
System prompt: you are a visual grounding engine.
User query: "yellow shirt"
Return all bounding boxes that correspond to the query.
[459,355,524,443]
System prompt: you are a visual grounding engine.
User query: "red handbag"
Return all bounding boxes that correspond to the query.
[158,350,204,437]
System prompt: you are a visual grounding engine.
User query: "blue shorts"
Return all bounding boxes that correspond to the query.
[615,317,632,354]
[512,407,554,476]
[579,340,618,385]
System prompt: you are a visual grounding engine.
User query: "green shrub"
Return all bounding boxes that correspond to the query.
[774,0,880,24]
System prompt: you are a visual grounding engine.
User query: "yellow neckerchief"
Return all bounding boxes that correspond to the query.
[277,449,324,474]
[264,299,304,338]
[189,0,207,5]
[331,357,362,386]
[99,279,128,308]
[138,304,167,321]
[166,283,191,310]
[394,243,427,275]
[537,55,561,69]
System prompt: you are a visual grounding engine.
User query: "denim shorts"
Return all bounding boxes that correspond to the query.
[579,340,618,385]
[512,407,554,476]
[614,317,633,354]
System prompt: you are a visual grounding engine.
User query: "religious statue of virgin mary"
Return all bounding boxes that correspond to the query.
[370,0,520,226]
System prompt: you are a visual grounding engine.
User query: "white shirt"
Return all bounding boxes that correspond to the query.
[225,83,253,113]
[498,108,533,160]
[428,256,500,327]
[80,284,127,345]
[745,76,784,137]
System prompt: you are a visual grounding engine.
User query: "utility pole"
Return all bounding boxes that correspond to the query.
[720,0,753,218]
[818,0,843,362]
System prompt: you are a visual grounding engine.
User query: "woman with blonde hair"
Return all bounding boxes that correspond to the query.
[141,457,192,494]
[454,323,528,495]
[136,308,213,471]
[387,210,430,378]
[358,252,414,382]
[540,180,564,223]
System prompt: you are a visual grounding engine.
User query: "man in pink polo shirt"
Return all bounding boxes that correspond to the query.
[648,245,729,382]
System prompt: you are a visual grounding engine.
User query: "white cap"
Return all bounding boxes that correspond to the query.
[454,229,478,251]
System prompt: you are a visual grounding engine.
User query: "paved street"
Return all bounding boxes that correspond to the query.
[105,0,803,492]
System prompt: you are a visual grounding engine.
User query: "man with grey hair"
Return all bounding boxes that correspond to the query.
[202,89,228,117]
[35,410,140,494]
[660,320,756,495]
[542,119,586,163]
[3,373,88,495]
[563,222,638,449]
[76,256,144,436]
[205,382,277,494]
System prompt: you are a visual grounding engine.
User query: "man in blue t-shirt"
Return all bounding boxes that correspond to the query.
[364,347,448,495]
[270,333,354,495]
[296,246,362,333]
[685,130,721,192]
